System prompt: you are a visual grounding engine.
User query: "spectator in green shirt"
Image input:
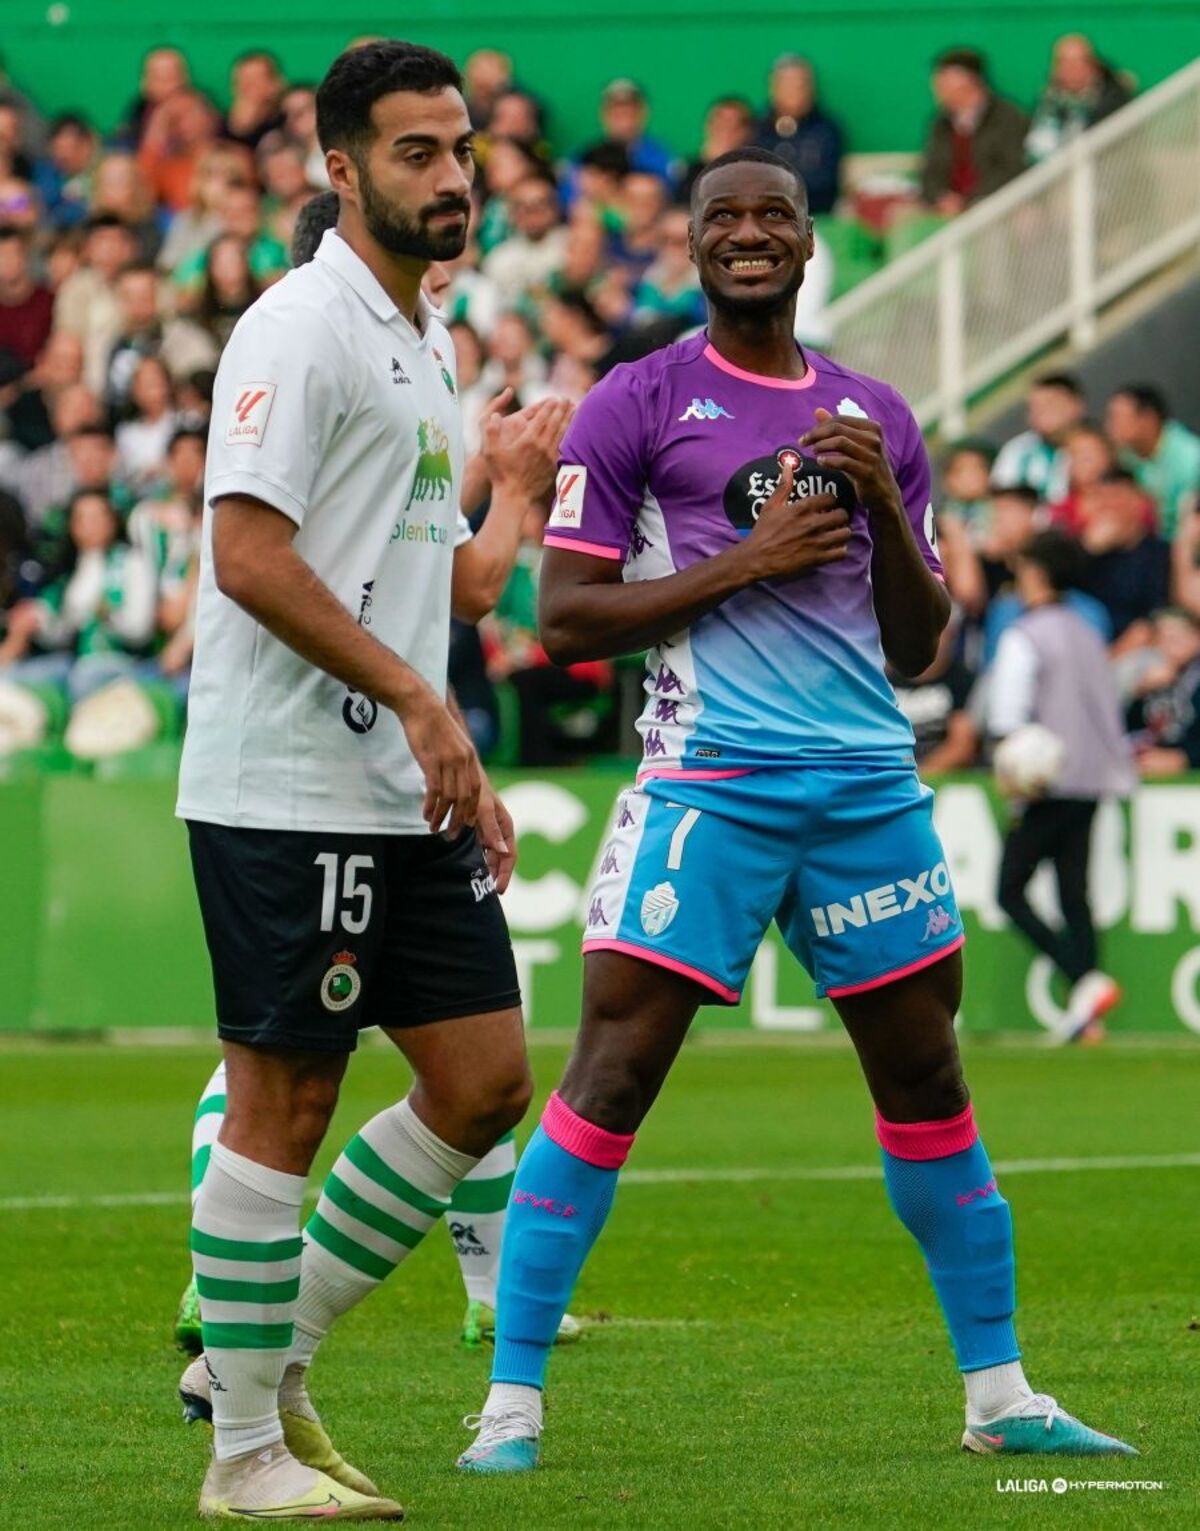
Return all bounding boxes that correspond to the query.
[1105,384,1200,539]
[170,180,287,301]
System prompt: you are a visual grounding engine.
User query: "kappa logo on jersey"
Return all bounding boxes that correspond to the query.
[678,396,734,423]
[406,418,453,506]
[548,464,587,529]
[224,382,277,446]
[320,950,362,1012]
[722,447,855,533]
[836,396,870,420]
[810,860,953,938]
[640,881,679,937]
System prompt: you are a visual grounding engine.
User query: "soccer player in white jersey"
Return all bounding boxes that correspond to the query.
[175,186,579,1367]
[174,40,557,1520]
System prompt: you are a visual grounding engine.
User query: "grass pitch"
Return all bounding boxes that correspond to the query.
[2,1037,1197,1529]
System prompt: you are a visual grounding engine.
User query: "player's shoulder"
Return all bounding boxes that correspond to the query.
[811,350,919,431]
[581,331,709,415]
[225,261,355,358]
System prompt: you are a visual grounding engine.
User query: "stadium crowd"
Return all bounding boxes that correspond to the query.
[0,35,1195,773]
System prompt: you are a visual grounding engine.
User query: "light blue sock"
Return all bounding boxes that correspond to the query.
[491,1095,633,1388]
[877,1105,1021,1372]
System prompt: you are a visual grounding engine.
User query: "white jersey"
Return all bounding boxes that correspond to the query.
[177,229,472,834]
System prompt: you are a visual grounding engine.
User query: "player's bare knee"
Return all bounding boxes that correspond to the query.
[288,1072,340,1157]
[879,1050,969,1123]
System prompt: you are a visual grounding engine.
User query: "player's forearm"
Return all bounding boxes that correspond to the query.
[451,487,532,622]
[539,544,758,664]
[219,543,433,716]
[869,508,951,677]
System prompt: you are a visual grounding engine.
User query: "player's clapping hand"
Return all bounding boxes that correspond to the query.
[482,397,575,505]
[800,408,903,516]
[396,686,482,835]
[476,771,518,893]
[741,455,851,580]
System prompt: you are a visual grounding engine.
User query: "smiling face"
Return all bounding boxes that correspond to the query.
[690,159,812,317]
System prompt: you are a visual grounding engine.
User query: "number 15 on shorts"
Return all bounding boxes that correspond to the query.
[315,852,375,934]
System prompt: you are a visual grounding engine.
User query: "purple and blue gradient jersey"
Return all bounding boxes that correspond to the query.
[543,332,943,773]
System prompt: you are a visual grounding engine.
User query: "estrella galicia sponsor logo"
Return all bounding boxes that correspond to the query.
[678,396,733,422]
[320,950,362,1012]
[722,447,855,533]
[640,881,679,936]
[811,860,953,938]
[342,691,378,734]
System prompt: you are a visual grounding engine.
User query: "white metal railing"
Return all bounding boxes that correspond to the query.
[825,60,1200,436]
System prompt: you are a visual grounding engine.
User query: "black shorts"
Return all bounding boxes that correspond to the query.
[187,821,522,1053]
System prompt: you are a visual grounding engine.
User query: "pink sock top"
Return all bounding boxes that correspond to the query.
[875,1102,978,1161]
[542,1091,635,1169]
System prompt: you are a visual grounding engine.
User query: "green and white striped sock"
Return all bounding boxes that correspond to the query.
[291,1099,477,1365]
[191,1062,226,1206]
[448,1130,515,1305]
[190,1142,305,1461]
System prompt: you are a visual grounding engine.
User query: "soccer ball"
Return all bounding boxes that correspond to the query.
[993,723,1065,797]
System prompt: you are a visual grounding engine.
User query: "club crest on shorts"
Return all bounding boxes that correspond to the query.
[320,950,362,1012]
[640,881,679,937]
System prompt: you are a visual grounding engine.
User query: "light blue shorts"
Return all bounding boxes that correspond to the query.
[581,762,964,1003]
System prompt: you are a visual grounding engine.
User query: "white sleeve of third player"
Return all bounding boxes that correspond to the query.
[454,509,473,548]
[205,302,346,527]
[987,627,1040,737]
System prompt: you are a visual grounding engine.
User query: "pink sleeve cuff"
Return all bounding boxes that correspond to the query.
[542,534,624,560]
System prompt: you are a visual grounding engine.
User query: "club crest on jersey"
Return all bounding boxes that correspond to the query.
[548,464,587,528]
[678,397,733,422]
[640,881,679,937]
[836,396,870,420]
[722,448,855,533]
[342,691,378,734]
[407,418,453,506]
[224,382,276,446]
[432,346,456,396]
[320,951,362,1012]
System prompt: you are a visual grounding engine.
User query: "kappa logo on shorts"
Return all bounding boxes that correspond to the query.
[811,861,953,938]
[640,881,679,937]
[320,950,362,1012]
[224,382,276,446]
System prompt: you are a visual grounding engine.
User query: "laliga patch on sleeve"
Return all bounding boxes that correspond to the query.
[548,464,587,528]
[224,382,277,447]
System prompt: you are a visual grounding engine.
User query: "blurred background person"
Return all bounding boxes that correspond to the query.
[1026,35,1131,164]
[754,55,843,215]
[919,48,1028,215]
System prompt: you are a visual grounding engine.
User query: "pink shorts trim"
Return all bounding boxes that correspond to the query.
[704,341,817,390]
[636,766,754,783]
[875,1102,978,1160]
[542,1090,635,1169]
[825,933,965,999]
[542,534,624,560]
[582,938,741,1004]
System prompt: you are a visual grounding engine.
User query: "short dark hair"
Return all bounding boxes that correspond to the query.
[1100,467,1140,488]
[577,140,631,179]
[49,111,94,138]
[1113,382,1169,420]
[168,425,207,454]
[291,189,340,265]
[235,49,282,75]
[84,212,133,236]
[935,47,987,78]
[691,146,808,213]
[551,289,608,338]
[117,260,157,281]
[991,483,1041,508]
[1020,528,1088,592]
[944,435,996,466]
[1033,370,1085,398]
[316,39,462,157]
[0,223,27,244]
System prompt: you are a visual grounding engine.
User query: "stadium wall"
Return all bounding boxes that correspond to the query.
[4,0,1199,157]
[4,769,1200,1035]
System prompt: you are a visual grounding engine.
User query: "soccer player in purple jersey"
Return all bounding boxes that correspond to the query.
[457,147,1137,1472]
